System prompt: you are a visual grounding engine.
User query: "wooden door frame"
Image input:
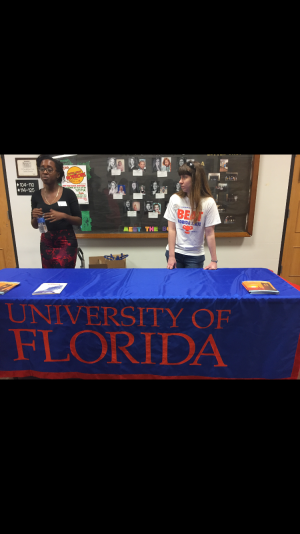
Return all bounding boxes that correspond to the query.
[277,154,296,276]
[0,154,19,268]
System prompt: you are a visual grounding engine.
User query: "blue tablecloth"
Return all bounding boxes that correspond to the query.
[0,267,300,379]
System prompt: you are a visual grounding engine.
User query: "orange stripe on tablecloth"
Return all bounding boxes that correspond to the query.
[0,370,294,380]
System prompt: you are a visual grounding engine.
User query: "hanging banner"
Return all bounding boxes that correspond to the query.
[62,164,89,204]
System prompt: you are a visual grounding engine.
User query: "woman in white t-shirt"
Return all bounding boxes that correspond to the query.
[164,161,221,269]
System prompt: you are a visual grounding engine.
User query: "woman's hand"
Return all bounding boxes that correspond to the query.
[43,209,65,223]
[167,256,177,269]
[204,227,218,271]
[204,262,218,270]
[167,222,177,270]
[32,208,43,219]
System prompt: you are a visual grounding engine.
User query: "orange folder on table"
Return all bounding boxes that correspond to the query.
[242,281,279,294]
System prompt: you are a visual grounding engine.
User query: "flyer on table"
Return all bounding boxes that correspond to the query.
[62,164,89,204]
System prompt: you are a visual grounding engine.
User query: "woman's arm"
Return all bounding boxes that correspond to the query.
[43,191,82,226]
[43,210,82,226]
[167,220,177,269]
[204,225,218,270]
[31,209,43,229]
[31,194,43,229]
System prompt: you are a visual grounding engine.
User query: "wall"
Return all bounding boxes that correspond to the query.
[3,154,292,272]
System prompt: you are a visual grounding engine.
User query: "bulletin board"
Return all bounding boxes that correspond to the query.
[57,154,260,238]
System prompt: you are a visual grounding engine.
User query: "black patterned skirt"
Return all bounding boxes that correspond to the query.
[40,228,78,268]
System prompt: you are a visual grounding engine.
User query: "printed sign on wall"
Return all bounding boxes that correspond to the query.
[16,180,39,195]
[62,165,89,204]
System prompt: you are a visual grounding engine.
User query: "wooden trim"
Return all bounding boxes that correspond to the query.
[277,155,296,275]
[215,232,250,238]
[76,231,251,239]
[76,233,169,239]
[279,155,300,281]
[246,154,260,236]
[0,156,17,267]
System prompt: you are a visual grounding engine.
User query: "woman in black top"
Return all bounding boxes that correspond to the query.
[31,155,82,268]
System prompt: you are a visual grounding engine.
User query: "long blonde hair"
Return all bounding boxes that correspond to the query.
[177,161,212,224]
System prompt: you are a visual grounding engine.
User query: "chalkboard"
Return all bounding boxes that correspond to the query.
[55,154,260,238]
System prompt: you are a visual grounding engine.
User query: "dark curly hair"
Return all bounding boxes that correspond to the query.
[36,154,64,182]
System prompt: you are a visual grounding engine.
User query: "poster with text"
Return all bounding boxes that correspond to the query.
[62,164,89,204]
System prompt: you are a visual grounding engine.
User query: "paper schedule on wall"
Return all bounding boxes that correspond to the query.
[62,165,89,204]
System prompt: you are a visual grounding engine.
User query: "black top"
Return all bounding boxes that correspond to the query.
[31,187,82,231]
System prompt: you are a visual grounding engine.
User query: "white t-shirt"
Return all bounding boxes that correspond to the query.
[164,194,221,256]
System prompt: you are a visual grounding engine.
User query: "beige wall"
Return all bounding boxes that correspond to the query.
[4,154,292,272]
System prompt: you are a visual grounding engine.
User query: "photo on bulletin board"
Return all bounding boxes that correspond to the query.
[108,180,118,194]
[128,156,138,170]
[153,202,161,214]
[216,183,228,191]
[227,193,239,202]
[217,203,227,212]
[226,172,238,181]
[124,200,131,212]
[53,154,259,238]
[107,157,117,172]
[161,157,171,172]
[208,173,220,182]
[151,180,160,194]
[152,157,161,172]
[144,200,153,212]
[118,185,126,195]
[116,159,125,172]
[220,159,228,172]
[132,201,140,212]
[224,215,235,224]
[138,159,146,171]
[131,181,139,193]
[177,156,186,169]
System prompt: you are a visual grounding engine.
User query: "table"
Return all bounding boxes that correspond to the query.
[0,267,300,379]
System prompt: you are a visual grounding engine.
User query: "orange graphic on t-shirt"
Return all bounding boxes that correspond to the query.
[66,166,86,184]
[178,209,203,222]
[182,225,193,234]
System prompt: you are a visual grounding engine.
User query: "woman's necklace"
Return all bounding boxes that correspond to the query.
[43,186,60,205]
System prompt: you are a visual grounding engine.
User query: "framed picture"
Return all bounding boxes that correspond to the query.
[15,158,38,178]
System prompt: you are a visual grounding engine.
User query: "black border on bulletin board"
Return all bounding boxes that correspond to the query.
[56,154,260,239]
